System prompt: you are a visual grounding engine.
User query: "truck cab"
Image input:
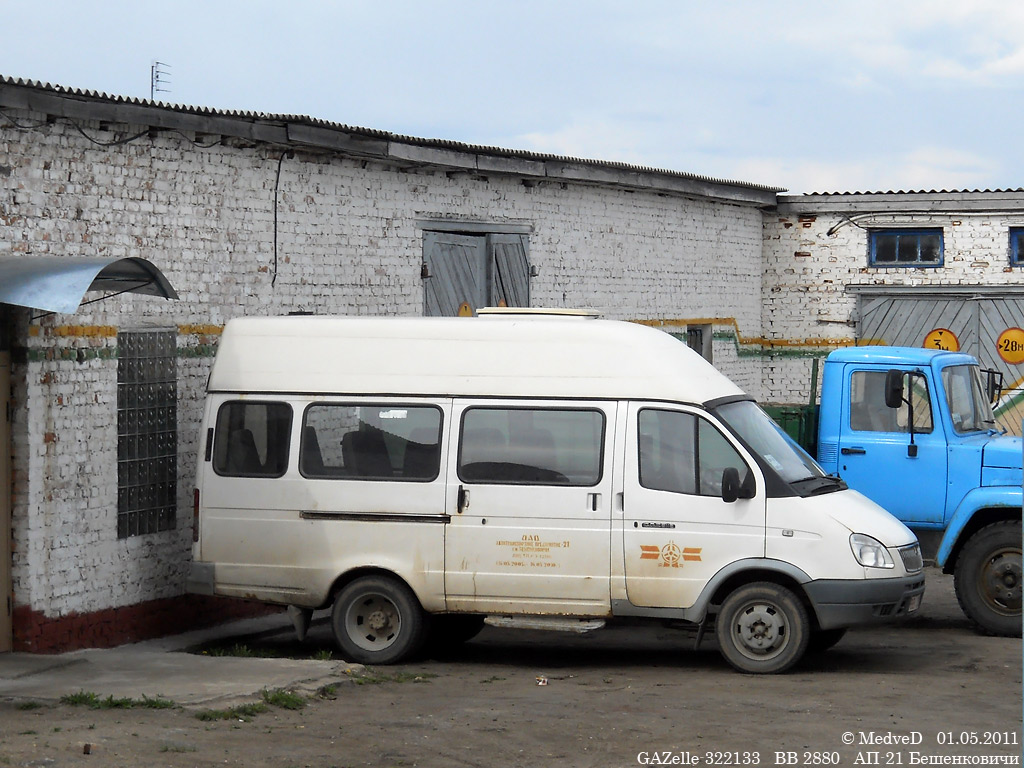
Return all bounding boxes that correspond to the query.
[817,347,1022,636]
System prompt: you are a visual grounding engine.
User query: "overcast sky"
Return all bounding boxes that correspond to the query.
[2,1,1023,194]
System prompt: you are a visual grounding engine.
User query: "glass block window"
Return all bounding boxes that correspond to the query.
[869,229,943,267]
[1010,227,1024,266]
[117,329,177,538]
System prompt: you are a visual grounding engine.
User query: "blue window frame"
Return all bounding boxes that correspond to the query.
[1010,228,1024,266]
[869,229,943,267]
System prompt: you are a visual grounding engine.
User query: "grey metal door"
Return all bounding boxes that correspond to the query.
[423,232,488,317]
[423,231,530,316]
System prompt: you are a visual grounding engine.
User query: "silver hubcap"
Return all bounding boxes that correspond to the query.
[732,602,789,661]
[345,593,401,652]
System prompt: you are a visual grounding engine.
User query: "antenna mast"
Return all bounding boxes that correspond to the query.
[150,61,171,100]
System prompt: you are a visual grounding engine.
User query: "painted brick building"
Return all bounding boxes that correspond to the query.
[762,191,1024,430]
[0,77,775,651]
[2,76,1021,653]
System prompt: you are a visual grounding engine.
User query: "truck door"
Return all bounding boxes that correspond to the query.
[444,400,615,615]
[622,403,766,609]
[836,367,947,524]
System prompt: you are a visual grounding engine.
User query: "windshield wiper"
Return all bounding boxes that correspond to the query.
[790,474,847,496]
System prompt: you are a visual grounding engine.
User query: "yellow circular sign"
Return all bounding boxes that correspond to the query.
[996,327,1024,364]
[923,328,959,351]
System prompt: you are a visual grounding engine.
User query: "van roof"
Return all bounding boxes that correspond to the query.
[207,314,746,404]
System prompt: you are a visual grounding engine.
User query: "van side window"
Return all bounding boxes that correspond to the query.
[458,407,604,486]
[638,409,748,497]
[213,401,292,477]
[850,371,933,433]
[301,404,442,481]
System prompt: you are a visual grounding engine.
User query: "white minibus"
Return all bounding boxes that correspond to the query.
[187,309,924,673]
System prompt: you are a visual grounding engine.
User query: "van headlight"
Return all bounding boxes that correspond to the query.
[850,533,895,569]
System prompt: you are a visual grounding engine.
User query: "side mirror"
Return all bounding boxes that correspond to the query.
[983,368,1004,405]
[721,468,755,503]
[884,369,905,409]
[722,467,740,503]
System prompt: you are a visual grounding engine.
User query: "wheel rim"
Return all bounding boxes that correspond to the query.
[729,600,791,662]
[979,545,1022,617]
[345,591,402,652]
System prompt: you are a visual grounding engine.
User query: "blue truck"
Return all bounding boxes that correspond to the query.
[811,346,1021,636]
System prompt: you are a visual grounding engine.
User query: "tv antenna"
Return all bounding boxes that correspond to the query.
[150,61,171,100]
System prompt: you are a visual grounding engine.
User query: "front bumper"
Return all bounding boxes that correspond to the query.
[804,574,926,630]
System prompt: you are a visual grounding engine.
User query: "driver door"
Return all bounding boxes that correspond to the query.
[622,403,766,609]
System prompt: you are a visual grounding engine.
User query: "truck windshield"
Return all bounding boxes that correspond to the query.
[714,400,828,486]
[942,365,996,434]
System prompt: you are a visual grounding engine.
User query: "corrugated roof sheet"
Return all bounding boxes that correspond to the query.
[0,75,783,193]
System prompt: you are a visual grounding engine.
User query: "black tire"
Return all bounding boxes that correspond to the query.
[953,520,1022,637]
[717,582,810,674]
[424,615,485,654]
[331,576,426,664]
[806,627,847,654]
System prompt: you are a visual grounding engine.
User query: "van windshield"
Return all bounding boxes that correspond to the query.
[714,400,835,492]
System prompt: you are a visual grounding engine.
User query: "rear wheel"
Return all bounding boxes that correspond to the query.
[331,576,426,664]
[717,582,809,674]
[954,520,1022,637]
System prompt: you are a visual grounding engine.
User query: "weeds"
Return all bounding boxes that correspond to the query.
[60,691,176,710]
[345,669,437,685]
[261,688,305,710]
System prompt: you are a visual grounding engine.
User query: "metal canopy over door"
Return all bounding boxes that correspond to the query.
[852,287,1024,432]
[423,231,530,316]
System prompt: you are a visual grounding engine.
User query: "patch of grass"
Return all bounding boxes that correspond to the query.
[194,701,269,722]
[261,688,305,710]
[316,684,338,700]
[345,668,437,686]
[479,676,506,684]
[60,690,176,710]
[312,648,334,661]
[15,701,44,710]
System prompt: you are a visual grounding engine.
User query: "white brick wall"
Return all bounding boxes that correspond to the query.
[2,107,766,619]
[762,207,1024,403]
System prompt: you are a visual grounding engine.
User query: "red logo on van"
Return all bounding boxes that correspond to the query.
[639,542,702,568]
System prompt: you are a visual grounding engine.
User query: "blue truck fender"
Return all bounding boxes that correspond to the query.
[936,486,1023,568]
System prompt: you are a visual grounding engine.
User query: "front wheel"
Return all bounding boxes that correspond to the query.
[953,520,1022,637]
[331,576,427,664]
[717,582,810,674]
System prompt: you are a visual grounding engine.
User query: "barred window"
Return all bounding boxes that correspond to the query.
[869,229,943,267]
[117,329,177,538]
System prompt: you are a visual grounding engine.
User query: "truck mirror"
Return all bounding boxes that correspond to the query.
[884,369,904,409]
[983,369,1004,405]
[722,467,740,503]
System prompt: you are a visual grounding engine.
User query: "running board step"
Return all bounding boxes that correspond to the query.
[484,616,606,633]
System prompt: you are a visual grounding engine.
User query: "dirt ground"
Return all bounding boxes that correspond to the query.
[1,569,1021,768]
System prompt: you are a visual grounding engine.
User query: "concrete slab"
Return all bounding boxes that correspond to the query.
[0,613,360,708]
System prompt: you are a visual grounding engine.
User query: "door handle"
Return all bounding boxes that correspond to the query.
[587,492,601,511]
[841,447,866,455]
[457,485,469,513]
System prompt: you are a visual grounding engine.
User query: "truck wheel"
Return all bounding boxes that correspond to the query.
[716,583,809,674]
[331,576,426,664]
[953,520,1022,637]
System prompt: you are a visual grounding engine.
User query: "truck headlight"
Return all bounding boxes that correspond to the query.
[850,533,895,569]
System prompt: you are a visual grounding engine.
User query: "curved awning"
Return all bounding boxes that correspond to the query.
[0,256,178,314]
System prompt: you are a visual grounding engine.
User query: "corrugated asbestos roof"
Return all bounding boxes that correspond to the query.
[797,188,1024,196]
[0,75,783,195]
